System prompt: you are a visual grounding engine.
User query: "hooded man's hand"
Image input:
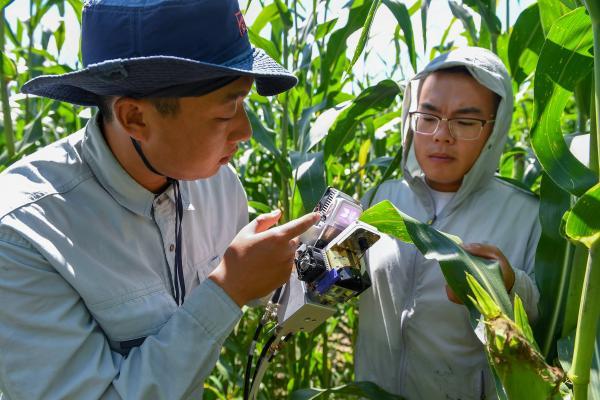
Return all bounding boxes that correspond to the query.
[445,243,515,304]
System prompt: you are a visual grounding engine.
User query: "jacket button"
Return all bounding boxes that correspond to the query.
[169,244,175,252]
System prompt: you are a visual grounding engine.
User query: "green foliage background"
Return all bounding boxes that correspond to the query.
[0,0,598,398]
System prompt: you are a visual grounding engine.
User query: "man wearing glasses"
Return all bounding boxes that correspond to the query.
[354,47,540,399]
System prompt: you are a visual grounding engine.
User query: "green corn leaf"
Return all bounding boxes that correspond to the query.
[531,7,597,197]
[420,0,431,51]
[54,20,65,54]
[290,381,405,400]
[248,28,281,62]
[462,0,501,36]
[558,327,600,400]
[466,274,502,319]
[324,80,400,161]
[65,0,83,24]
[508,3,544,85]
[487,315,565,399]
[360,200,512,320]
[348,0,381,74]
[273,0,293,30]
[247,108,280,158]
[290,151,327,214]
[305,101,349,153]
[1,51,16,80]
[0,0,14,10]
[363,149,403,207]
[538,0,571,36]
[251,3,279,34]
[514,295,540,352]
[534,174,572,360]
[315,18,338,41]
[465,281,563,399]
[320,1,372,93]
[565,182,600,249]
[448,1,478,46]
[383,0,417,72]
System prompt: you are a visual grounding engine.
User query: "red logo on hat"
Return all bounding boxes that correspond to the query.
[235,11,248,37]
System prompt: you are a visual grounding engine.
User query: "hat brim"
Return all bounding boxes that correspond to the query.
[21,48,297,106]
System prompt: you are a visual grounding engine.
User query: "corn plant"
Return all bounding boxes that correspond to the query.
[2,0,600,399]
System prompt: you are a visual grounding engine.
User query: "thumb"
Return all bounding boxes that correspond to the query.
[243,209,282,235]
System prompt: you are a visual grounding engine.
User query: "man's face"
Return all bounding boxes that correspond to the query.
[413,71,497,192]
[141,76,254,180]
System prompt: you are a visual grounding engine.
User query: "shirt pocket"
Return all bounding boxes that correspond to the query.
[87,282,177,344]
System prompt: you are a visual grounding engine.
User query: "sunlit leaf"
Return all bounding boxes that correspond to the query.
[466,274,501,319]
[360,200,512,321]
[508,3,544,84]
[290,151,327,214]
[0,0,14,10]
[531,7,597,197]
[420,0,431,51]
[448,1,478,46]
[249,28,281,62]
[315,18,338,41]
[251,3,279,34]
[0,51,16,80]
[324,80,400,160]
[348,0,381,74]
[462,0,501,36]
[538,0,571,36]
[54,20,65,54]
[320,1,372,92]
[514,295,539,351]
[65,0,83,24]
[565,182,600,248]
[383,0,417,72]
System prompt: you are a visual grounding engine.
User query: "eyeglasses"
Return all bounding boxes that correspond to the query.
[408,111,495,141]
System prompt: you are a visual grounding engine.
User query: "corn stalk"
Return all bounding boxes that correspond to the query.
[569,241,600,399]
[0,8,14,159]
[565,6,600,399]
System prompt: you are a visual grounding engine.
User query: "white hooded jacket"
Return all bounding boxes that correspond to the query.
[354,47,540,400]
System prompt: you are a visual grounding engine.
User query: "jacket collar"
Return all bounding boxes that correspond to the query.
[82,114,192,218]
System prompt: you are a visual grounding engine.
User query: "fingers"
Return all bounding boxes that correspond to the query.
[273,212,320,239]
[243,209,282,235]
[461,243,500,260]
[445,284,464,304]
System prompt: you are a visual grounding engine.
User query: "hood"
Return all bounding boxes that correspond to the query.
[399,46,514,218]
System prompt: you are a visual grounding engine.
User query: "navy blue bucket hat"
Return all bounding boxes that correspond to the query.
[21,0,298,106]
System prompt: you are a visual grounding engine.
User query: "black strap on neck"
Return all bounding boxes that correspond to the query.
[131,138,186,305]
[170,177,186,305]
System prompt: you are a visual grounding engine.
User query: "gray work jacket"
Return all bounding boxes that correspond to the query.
[0,115,248,399]
[355,47,541,399]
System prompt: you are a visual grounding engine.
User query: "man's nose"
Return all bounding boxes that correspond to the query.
[432,119,455,143]
[228,104,253,143]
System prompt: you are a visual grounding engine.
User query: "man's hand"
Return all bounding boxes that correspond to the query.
[208,210,320,307]
[445,243,515,304]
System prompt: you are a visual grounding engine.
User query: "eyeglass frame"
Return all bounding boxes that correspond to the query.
[408,111,495,141]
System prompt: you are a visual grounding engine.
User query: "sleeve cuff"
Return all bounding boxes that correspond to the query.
[182,279,242,340]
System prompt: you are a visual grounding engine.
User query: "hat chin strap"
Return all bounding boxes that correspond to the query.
[131,137,186,306]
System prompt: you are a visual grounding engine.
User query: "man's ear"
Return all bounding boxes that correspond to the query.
[112,97,149,142]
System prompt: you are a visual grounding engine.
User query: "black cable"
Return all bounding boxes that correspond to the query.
[243,321,264,400]
[250,333,278,393]
[243,285,284,400]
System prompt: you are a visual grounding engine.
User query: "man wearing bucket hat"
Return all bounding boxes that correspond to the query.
[0,1,318,399]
